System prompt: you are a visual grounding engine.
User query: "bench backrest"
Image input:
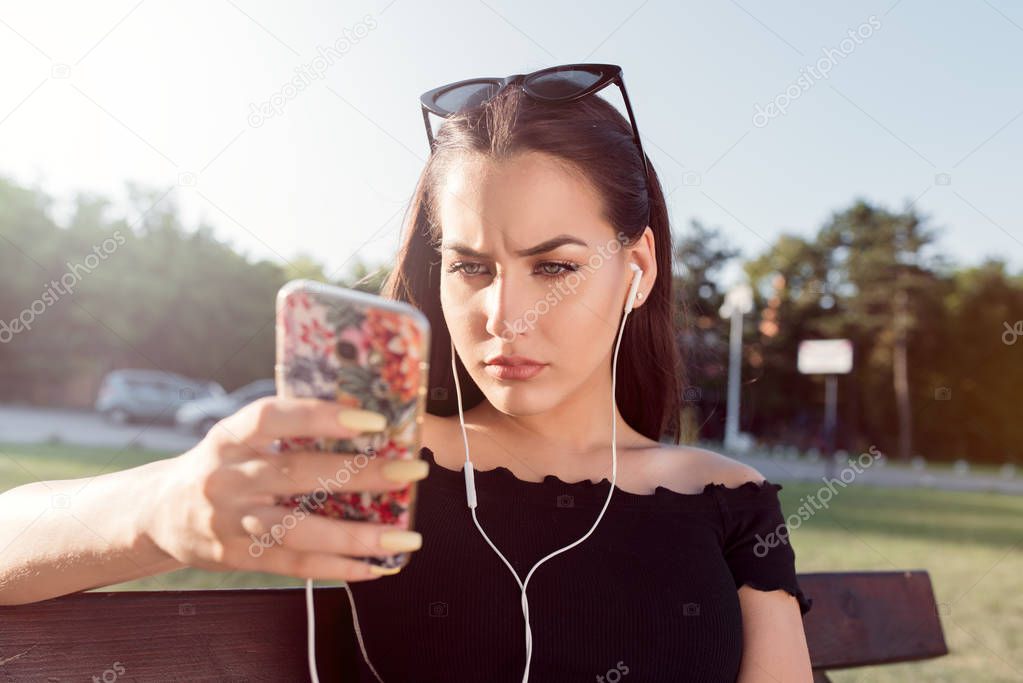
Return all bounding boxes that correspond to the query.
[799,570,947,669]
[0,570,947,679]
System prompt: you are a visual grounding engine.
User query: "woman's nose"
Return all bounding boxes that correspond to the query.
[483,272,529,340]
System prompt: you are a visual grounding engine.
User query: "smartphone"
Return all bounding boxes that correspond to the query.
[273,279,431,571]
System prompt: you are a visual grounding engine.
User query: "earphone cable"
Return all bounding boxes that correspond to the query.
[452,299,632,682]
[308,269,639,683]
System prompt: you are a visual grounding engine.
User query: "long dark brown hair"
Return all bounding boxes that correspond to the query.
[382,85,684,444]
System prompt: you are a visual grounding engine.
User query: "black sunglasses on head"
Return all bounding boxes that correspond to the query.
[419,63,650,184]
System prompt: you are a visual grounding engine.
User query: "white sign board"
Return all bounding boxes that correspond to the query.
[798,339,853,375]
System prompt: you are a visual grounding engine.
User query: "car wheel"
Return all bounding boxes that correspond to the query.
[106,408,130,425]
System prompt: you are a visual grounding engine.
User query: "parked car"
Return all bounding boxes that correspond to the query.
[95,369,225,424]
[175,379,276,435]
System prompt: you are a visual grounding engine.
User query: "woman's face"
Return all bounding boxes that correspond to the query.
[437,151,652,417]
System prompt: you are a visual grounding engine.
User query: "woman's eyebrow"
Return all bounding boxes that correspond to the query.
[442,234,588,258]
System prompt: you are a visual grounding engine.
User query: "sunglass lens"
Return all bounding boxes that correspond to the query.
[525,68,602,99]
[434,82,501,114]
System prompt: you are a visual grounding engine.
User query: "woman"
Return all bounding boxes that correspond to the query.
[0,65,813,682]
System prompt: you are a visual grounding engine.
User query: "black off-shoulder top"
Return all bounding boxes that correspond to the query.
[344,446,813,682]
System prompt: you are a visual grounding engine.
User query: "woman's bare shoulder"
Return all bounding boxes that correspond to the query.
[647,443,766,494]
[421,414,765,493]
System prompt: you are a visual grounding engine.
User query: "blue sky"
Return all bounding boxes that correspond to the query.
[1,0,1020,284]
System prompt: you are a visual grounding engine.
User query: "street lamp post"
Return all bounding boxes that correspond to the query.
[719,283,753,453]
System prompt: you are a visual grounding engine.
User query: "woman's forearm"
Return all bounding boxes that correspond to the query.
[0,455,185,605]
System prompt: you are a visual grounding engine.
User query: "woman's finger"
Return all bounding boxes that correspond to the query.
[231,543,397,581]
[213,396,387,449]
[239,505,423,558]
[235,450,429,497]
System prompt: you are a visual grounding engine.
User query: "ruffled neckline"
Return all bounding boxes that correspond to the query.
[418,446,783,509]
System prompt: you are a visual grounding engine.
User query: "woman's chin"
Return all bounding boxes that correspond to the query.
[481,381,558,416]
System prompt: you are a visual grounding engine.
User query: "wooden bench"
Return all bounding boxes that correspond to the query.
[0,570,948,681]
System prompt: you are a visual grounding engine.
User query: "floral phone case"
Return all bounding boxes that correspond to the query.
[272,279,430,571]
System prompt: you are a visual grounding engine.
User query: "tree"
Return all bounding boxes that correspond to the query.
[673,219,740,441]
[818,199,940,460]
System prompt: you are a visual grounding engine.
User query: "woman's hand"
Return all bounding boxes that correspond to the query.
[143,396,427,581]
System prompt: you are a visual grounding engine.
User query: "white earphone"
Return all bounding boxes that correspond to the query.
[624,262,643,312]
[310,262,646,683]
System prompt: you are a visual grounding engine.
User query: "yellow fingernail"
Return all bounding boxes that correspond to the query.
[379,530,423,552]
[368,564,403,576]
[382,459,430,483]
[337,409,387,432]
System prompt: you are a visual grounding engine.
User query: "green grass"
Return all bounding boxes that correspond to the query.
[2,442,1021,680]
[779,481,1023,683]
[0,441,176,485]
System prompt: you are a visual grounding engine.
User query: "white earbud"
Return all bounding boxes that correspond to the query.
[624,262,644,313]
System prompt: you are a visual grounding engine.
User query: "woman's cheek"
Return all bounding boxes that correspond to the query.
[439,281,463,318]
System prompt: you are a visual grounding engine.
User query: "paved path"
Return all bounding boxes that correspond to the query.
[736,451,1023,496]
[0,404,199,453]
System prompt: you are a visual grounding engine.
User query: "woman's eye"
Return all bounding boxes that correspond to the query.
[446,261,489,277]
[446,261,579,279]
[536,261,579,278]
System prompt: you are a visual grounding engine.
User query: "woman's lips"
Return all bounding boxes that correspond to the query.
[483,362,548,380]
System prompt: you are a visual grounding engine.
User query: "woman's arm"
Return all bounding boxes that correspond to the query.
[677,450,813,681]
[0,397,428,607]
[0,457,184,606]
[736,585,814,682]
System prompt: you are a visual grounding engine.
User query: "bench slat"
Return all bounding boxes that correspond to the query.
[0,587,357,681]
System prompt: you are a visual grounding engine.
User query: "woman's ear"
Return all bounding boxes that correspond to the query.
[627,226,657,308]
